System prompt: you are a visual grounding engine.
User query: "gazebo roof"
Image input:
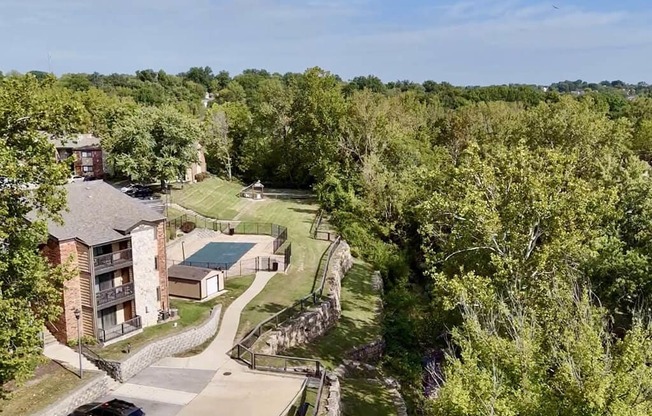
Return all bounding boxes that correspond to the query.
[253,180,264,188]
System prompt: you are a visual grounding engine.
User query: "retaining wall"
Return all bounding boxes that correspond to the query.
[261,241,353,354]
[33,373,114,416]
[345,338,385,362]
[325,372,342,416]
[85,305,222,382]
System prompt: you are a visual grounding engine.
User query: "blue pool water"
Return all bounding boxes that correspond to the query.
[182,242,255,269]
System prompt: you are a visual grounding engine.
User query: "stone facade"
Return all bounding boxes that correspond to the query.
[130,223,160,327]
[33,373,115,416]
[261,241,353,354]
[86,305,222,382]
[156,221,169,310]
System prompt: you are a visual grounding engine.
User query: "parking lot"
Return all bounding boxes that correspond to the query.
[99,366,214,416]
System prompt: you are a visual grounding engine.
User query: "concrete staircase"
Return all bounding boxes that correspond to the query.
[42,327,100,372]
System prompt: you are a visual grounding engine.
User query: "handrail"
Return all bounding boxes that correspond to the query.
[309,210,323,238]
[278,378,309,416]
[312,370,327,416]
[93,248,132,269]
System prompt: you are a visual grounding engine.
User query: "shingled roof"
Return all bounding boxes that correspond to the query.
[38,181,165,246]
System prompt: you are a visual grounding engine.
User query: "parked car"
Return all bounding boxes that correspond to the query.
[128,187,154,198]
[69,175,85,183]
[71,399,145,416]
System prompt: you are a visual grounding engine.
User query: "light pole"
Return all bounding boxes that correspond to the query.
[73,308,83,379]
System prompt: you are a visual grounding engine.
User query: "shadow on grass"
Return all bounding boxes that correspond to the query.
[341,379,397,416]
[284,262,382,368]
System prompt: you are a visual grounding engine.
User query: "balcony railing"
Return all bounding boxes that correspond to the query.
[93,248,132,271]
[97,315,142,343]
[96,281,135,308]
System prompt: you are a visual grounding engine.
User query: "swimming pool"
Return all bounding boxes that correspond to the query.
[181,242,255,269]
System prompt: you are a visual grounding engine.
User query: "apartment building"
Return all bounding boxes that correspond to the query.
[50,134,107,179]
[37,181,168,344]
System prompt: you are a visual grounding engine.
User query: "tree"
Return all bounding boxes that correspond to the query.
[182,66,213,90]
[202,105,234,180]
[430,291,652,416]
[0,75,85,384]
[104,106,201,185]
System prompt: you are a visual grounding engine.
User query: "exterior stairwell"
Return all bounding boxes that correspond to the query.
[41,327,100,372]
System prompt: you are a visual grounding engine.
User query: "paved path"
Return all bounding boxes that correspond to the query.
[44,343,100,372]
[106,271,305,416]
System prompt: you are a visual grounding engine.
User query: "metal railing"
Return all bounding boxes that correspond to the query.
[97,315,142,343]
[93,248,132,270]
[96,281,135,307]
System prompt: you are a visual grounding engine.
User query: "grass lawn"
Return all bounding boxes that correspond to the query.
[170,178,246,220]
[168,177,330,340]
[94,275,255,360]
[283,261,382,368]
[341,379,397,416]
[0,360,97,415]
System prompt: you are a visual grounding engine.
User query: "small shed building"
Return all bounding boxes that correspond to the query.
[168,264,225,300]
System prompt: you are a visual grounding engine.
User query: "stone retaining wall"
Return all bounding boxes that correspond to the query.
[33,373,115,416]
[261,241,353,354]
[345,338,385,363]
[325,372,342,416]
[85,305,222,382]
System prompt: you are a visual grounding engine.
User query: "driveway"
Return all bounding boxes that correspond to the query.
[102,271,305,416]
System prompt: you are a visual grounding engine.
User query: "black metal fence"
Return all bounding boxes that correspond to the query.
[231,237,341,357]
[167,214,288,253]
[169,250,290,279]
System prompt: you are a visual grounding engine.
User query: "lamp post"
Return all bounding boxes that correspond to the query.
[73,308,83,379]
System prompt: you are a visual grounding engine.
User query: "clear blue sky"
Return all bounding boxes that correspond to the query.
[1,0,651,85]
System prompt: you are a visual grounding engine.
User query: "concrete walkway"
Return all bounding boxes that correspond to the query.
[156,271,276,370]
[44,343,100,373]
[107,271,305,416]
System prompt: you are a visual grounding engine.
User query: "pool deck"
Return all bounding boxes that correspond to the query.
[167,229,284,277]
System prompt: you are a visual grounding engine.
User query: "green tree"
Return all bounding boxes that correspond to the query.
[104,106,201,185]
[0,75,85,383]
[202,104,237,180]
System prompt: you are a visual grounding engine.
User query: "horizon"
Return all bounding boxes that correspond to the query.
[2,0,651,85]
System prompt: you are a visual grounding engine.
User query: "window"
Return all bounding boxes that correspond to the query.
[82,165,93,172]
[95,272,114,292]
[156,286,161,302]
[81,151,91,158]
[154,255,158,270]
[97,306,117,329]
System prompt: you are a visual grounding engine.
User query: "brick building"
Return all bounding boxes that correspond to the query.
[35,181,168,344]
[50,134,107,179]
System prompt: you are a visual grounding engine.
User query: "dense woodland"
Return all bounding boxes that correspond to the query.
[4,68,652,414]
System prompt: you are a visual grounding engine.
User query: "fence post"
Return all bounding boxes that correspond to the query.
[252,353,256,370]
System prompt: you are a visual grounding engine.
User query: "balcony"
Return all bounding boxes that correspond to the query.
[93,248,132,273]
[97,315,142,343]
[96,282,135,308]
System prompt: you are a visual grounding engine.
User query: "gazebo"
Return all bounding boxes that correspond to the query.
[252,180,264,200]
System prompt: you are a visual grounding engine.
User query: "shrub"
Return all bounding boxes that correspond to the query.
[66,335,98,347]
[195,172,209,182]
[180,221,196,233]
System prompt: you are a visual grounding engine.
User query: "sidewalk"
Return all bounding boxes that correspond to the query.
[156,271,277,370]
[107,270,305,416]
[44,343,100,373]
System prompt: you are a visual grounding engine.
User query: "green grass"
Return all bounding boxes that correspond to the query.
[0,360,97,415]
[168,177,330,340]
[94,275,255,360]
[170,177,246,220]
[341,379,397,416]
[283,261,382,368]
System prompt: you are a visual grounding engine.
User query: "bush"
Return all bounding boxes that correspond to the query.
[66,335,98,347]
[195,172,209,182]
[180,221,196,233]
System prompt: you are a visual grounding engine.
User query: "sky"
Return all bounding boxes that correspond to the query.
[1,0,651,85]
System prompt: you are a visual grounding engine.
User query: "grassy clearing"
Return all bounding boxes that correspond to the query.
[341,379,397,416]
[0,360,97,415]
[94,275,255,360]
[168,177,330,340]
[235,196,330,338]
[284,261,382,368]
[170,177,246,220]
